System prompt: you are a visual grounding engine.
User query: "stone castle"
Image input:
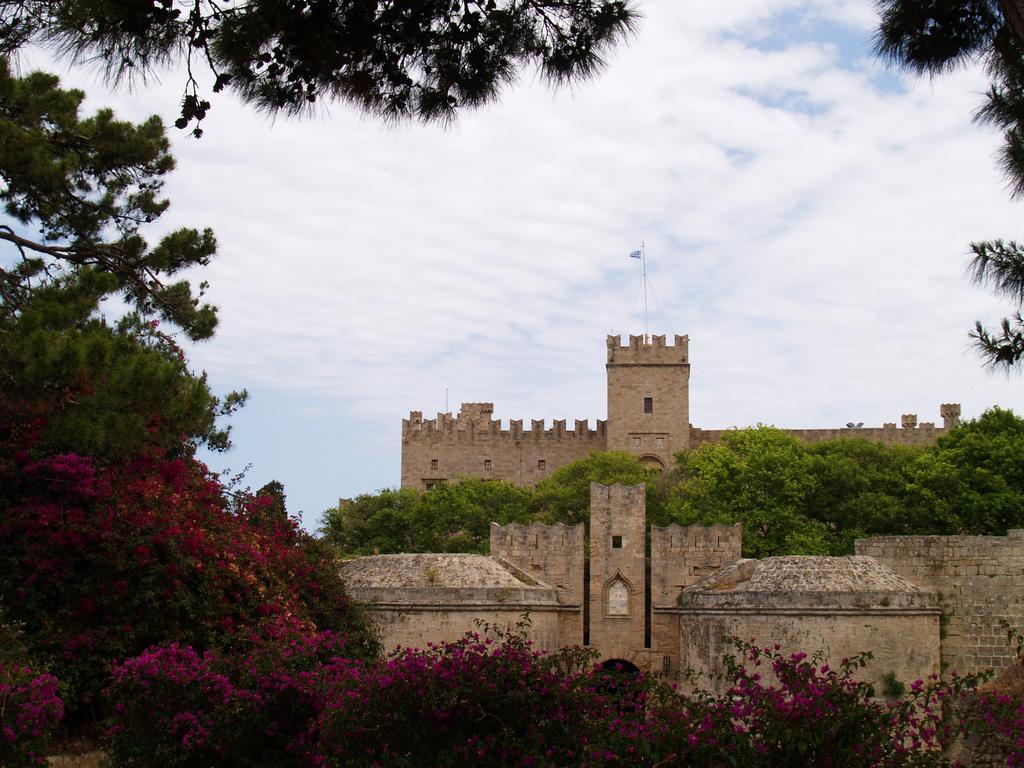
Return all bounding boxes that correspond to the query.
[401,334,962,490]
[341,482,1024,690]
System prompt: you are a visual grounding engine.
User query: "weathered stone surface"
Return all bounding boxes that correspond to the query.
[675,556,941,694]
[340,553,545,591]
[339,553,564,653]
[47,753,104,768]
[680,556,936,610]
[856,532,1024,677]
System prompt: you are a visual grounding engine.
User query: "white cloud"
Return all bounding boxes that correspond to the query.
[16,0,1024,523]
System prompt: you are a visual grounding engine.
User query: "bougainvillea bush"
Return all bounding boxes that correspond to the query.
[0,447,378,723]
[105,624,993,768]
[0,663,64,768]
[965,689,1024,766]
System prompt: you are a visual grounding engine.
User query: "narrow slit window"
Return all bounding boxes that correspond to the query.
[644,397,653,414]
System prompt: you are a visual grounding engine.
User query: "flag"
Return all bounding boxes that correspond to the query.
[629,249,642,259]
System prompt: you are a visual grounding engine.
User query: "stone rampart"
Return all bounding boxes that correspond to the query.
[650,523,743,606]
[491,520,586,645]
[690,423,950,450]
[402,409,607,489]
[855,531,1024,677]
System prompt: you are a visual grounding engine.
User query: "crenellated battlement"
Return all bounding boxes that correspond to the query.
[651,523,743,552]
[403,411,607,441]
[606,334,689,365]
[651,523,744,605]
[491,521,585,615]
[490,521,585,558]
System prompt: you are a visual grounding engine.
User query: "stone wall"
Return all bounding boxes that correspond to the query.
[402,406,606,490]
[649,523,743,676]
[856,530,1024,677]
[490,521,586,646]
[364,604,563,654]
[675,610,941,694]
[673,557,942,694]
[690,421,953,450]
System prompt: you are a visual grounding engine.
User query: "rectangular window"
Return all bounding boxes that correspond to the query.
[430,458,438,470]
[656,437,665,448]
[644,397,653,414]
[612,535,623,549]
[425,481,435,491]
[538,459,546,470]
[484,459,492,471]
[632,437,641,448]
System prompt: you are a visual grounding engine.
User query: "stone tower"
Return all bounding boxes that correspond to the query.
[606,334,690,468]
[588,482,647,664]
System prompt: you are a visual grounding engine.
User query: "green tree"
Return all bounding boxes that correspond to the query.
[966,239,1024,368]
[319,478,533,555]
[4,0,637,134]
[804,439,926,553]
[0,60,217,341]
[666,428,829,558]
[532,451,657,525]
[0,63,243,459]
[414,478,533,551]
[875,1,1024,368]
[925,405,1024,532]
[320,488,423,555]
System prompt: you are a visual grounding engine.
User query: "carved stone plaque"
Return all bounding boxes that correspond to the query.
[607,580,629,616]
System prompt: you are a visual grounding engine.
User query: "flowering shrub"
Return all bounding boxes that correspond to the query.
[106,616,355,768]
[105,625,992,768]
[0,448,377,722]
[0,663,64,768]
[966,690,1024,766]
[316,629,603,767]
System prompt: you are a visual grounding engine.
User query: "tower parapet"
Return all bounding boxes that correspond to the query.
[940,403,961,429]
[607,334,689,364]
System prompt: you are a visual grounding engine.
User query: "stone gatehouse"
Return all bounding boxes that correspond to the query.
[401,334,962,490]
[341,483,1024,688]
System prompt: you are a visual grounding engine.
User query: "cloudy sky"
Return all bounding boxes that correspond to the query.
[21,0,1024,529]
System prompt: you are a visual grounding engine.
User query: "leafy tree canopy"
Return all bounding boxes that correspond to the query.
[532,450,660,525]
[0,60,217,341]
[929,405,1024,532]
[0,63,243,459]
[2,0,637,135]
[320,478,533,556]
[667,427,830,558]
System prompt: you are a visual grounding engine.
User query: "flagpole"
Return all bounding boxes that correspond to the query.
[641,241,649,342]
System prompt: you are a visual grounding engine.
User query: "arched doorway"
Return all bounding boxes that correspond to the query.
[639,454,665,471]
[594,659,644,711]
[598,658,641,675]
